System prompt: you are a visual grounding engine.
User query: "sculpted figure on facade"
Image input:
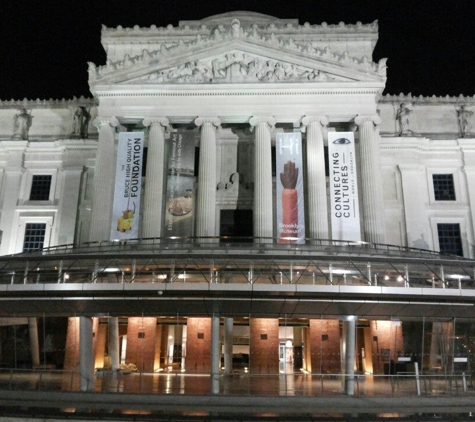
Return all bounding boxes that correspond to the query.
[396,103,413,135]
[145,53,332,84]
[12,108,33,140]
[457,105,473,138]
[72,106,91,138]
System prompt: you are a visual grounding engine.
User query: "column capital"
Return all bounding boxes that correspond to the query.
[300,115,329,132]
[354,115,381,127]
[142,117,170,128]
[195,117,221,128]
[249,116,276,129]
[92,116,119,129]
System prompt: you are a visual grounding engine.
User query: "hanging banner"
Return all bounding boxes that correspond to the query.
[276,132,306,244]
[110,132,144,240]
[328,132,361,242]
[164,131,196,238]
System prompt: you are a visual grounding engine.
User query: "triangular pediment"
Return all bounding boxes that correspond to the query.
[89,29,387,87]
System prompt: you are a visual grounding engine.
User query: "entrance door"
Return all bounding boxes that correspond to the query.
[220,209,253,242]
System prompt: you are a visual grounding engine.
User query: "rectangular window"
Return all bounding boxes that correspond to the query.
[29,175,52,200]
[433,174,456,201]
[23,223,46,252]
[437,223,463,256]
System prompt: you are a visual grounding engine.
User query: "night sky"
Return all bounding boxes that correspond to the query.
[1,0,474,100]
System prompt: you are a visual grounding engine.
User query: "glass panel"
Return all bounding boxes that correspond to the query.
[23,223,46,252]
[433,174,456,201]
[29,175,52,201]
[437,223,463,256]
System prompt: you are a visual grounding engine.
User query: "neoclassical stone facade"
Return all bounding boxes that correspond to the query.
[0,12,474,397]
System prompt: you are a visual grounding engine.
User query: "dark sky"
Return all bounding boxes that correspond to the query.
[1,0,474,100]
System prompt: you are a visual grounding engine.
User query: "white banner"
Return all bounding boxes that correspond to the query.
[110,132,144,240]
[328,132,361,242]
[276,132,305,244]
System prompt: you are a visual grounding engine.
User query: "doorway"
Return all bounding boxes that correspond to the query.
[220,209,253,242]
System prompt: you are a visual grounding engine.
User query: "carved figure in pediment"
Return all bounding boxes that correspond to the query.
[143,54,334,84]
[167,61,210,82]
[457,105,473,138]
[231,19,244,38]
[212,53,261,82]
[72,106,91,138]
[12,108,32,140]
[396,103,413,135]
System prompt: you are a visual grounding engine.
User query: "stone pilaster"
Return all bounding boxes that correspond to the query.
[89,116,119,242]
[355,115,386,244]
[0,143,26,255]
[142,117,169,239]
[301,116,329,240]
[55,167,82,245]
[250,116,275,241]
[398,164,431,249]
[195,117,220,238]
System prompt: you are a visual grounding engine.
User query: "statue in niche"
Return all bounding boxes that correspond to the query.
[72,106,91,138]
[457,105,473,138]
[12,108,33,140]
[396,103,413,135]
[412,234,429,251]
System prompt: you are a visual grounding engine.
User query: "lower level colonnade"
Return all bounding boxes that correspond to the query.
[2,314,469,397]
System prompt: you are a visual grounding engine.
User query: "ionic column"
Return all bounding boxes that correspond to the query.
[301,116,329,240]
[195,117,220,239]
[89,117,119,242]
[355,115,386,244]
[79,316,95,391]
[142,117,170,238]
[250,116,275,241]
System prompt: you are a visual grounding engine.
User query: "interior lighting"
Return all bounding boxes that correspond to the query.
[384,275,390,281]
[102,268,121,273]
[397,276,404,282]
[332,269,353,275]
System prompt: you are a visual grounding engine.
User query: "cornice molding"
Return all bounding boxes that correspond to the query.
[0,97,96,109]
[380,93,475,105]
[94,88,382,98]
[102,16,378,38]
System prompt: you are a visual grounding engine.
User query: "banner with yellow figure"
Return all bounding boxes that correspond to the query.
[110,132,144,240]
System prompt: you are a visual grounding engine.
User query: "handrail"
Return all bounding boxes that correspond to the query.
[13,236,468,262]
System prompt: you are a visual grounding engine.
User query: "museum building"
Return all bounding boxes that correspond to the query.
[0,11,475,396]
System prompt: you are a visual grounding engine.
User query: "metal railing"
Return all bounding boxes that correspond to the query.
[35,237,453,260]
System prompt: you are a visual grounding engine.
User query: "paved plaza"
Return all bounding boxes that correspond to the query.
[1,369,475,420]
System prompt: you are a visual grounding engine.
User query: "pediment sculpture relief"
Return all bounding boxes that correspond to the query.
[143,53,335,84]
[89,18,387,83]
